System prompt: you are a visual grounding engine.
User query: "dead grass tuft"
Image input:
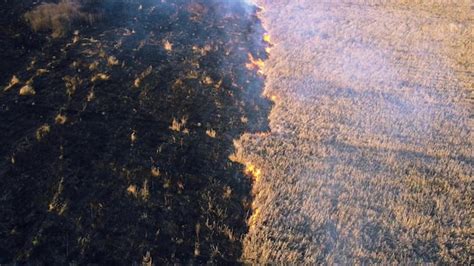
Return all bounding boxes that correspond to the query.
[55,114,67,125]
[19,84,36,96]
[36,124,51,141]
[24,0,98,38]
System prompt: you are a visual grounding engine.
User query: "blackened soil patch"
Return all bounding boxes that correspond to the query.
[0,0,271,264]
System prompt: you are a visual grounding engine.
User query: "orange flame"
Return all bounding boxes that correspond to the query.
[245,53,265,74]
[248,207,260,228]
[263,33,271,44]
[264,33,273,54]
[244,162,262,182]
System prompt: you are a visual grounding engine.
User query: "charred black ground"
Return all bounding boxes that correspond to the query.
[0,0,271,263]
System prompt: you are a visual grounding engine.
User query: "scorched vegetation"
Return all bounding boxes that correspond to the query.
[0,0,271,263]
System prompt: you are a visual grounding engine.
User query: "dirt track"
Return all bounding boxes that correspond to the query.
[235,0,473,263]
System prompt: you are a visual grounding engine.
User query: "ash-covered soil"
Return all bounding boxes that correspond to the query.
[0,0,271,263]
[235,0,473,264]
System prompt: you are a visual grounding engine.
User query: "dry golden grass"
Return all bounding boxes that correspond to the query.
[90,73,110,82]
[169,116,189,133]
[3,75,20,92]
[206,129,217,138]
[236,0,473,263]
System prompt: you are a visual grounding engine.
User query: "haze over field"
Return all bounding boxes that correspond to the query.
[234,0,473,263]
[0,0,472,264]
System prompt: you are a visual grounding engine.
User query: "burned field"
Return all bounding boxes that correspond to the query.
[0,0,271,263]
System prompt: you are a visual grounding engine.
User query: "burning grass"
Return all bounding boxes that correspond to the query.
[246,53,265,74]
[243,162,262,183]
